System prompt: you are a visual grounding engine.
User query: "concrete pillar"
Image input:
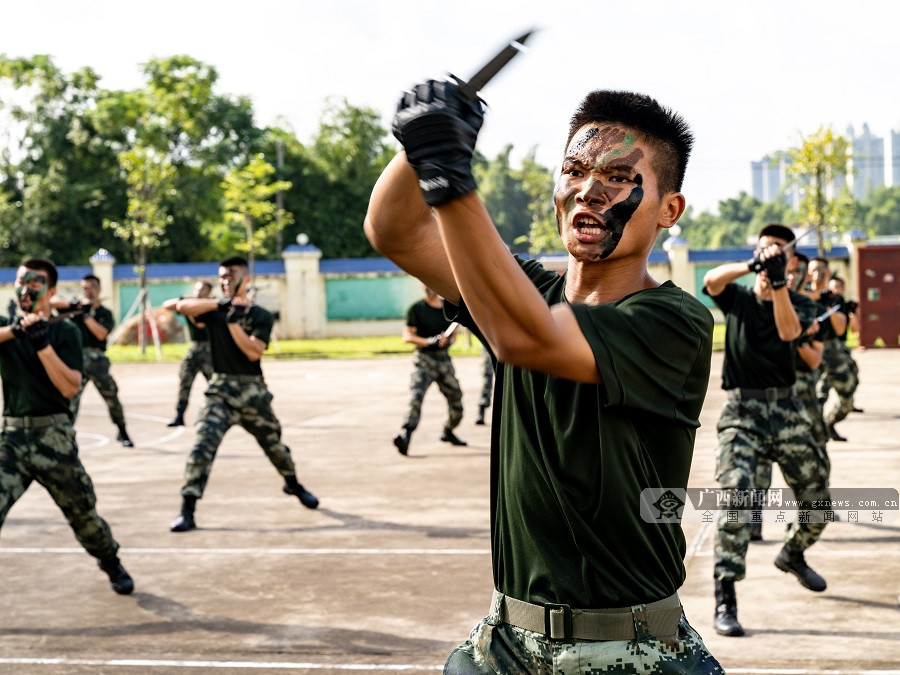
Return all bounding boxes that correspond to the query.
[282,244,325,338]
[663,228,692,293]
[89,248,117,320]
[845,229,868,302]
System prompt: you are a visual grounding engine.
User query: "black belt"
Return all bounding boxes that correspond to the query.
[3,413,70,429]
[727,386,794,402]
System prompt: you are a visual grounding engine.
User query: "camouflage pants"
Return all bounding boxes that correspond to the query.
[180,374,297,498]
[70,348,126,427]
[444,591,724,674]
[714,395,830,581]
[175,342,213,411]
[0,423,119,560]
[816,340,859,426]
[403,350,463,431]
[478,349,493,410]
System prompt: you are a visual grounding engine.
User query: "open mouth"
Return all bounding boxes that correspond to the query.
[572,214,608,241]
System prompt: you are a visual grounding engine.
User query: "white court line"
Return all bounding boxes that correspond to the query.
[0,659,896,674]
[686,520,712,560]
[77,409,185,445]
[0,547,489,556]
[691,549,894,558]
[74,431,111,449]
[0,659,442,671]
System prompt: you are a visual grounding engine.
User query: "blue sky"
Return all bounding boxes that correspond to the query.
[2,0,899,213]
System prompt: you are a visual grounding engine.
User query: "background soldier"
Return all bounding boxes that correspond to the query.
[475,344,492,425]
[169,256,318,532]
[162,281,214,427]
[0,258,133,595]
[804,258,856,442]
[54,274,133,447]
[392,285,466,456]
[704,224,830,638]
[826,275,863,417]
[750,251,828,543]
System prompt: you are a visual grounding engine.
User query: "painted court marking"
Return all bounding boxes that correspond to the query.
[78,408,185,445]
[0,659,896,673]
[0,547,489,556]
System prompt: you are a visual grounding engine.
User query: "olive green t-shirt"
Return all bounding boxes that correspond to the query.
[78,304,115,351]
[448,257,713,607]
[186,316,209,343]
[709,284,816,389]
[406,299,452,352]
[197,305,272,376]
[0,317,83,417]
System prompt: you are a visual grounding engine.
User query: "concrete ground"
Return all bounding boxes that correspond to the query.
[0,348,897,674]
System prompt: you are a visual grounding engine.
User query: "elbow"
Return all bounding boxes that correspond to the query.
[779,326,802,342]
[363,215,387,255]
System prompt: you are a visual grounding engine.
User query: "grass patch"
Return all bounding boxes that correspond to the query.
[107,334,485,363]
[107,324,852,362]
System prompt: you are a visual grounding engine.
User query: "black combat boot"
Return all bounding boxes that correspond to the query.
[393,427,413,456]
[170,495,197,532]
[116,424,134,447]
[774,545,827,591]
[99,556,134,595]
[283,474,319,509]
[713,578,744,636]
[167,406,186,427]
[475,405,487,425]
[440,427,468,446]
[826,423,847,442]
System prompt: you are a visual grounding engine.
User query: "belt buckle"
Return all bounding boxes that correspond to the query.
[544,602,573,642]
[765,387,779,403]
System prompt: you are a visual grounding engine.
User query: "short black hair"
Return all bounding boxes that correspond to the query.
[82,274,101,286]
[830,275,844,284]
[21,257,58,288]
[566,90,693,195]
[219,256,249,269]
[198,281,213,291]
[759,224,795,243]
[794,251,809,264]
[810,256,829,266]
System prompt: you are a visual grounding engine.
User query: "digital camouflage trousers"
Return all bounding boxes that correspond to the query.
[70,348,126,427]
[714,395,830,581]
[0,423,119,560]
[180,374,297,498]
[478,348,493,410]
[444,591,724,674]
[817,339,859,426]
[403,350,463,431]
[175,341,213,411]
[755,370,830,490]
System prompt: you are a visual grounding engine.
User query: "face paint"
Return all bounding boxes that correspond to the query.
[555,125,647,260]
[219,267,244,298]
[596,175,644,259]
[16,271,48,311]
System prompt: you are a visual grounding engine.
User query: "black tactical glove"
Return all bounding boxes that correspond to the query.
[392,77,485,207]
[845,300,858,314]
[226,304,247,324]
[24,318,50,351]
[217,297,233,312]
[761,252,787,289]
[11,317,26,340]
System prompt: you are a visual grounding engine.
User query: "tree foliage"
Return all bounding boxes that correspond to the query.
[783,126,854,255]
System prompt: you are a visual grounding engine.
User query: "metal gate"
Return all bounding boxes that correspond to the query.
[857,245,900,348]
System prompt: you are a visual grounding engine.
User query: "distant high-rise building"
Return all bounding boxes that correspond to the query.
[750,155,800,208]
[752,123,892,205]
[847,123,885,200]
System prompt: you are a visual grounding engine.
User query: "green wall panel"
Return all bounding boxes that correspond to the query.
[325,276,421,320]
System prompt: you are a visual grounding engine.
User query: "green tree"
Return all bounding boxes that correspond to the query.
[783,126,854,256]
[103,145,176,353]
[513,149,559,254]
[219,153,292,285]
[476,145,532,249]
[860,185,900,237]
[0,55,127,265]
